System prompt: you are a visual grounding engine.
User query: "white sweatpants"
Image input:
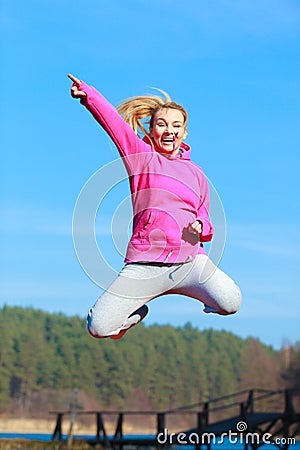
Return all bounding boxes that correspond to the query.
[87,254,242,339]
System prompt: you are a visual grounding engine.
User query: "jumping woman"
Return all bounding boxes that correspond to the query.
[68,74,242,340]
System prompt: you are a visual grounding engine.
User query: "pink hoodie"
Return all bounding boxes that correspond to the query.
[79,82,213,264]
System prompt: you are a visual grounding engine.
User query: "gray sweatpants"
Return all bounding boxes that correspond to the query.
[87,254,242,339]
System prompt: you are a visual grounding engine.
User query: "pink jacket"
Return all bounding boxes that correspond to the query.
[79,82,214,264]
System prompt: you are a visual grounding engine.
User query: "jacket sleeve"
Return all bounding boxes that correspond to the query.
[196,174,214,242]
[78,81,151,159]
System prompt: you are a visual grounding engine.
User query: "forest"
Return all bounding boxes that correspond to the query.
[0,305,299,418]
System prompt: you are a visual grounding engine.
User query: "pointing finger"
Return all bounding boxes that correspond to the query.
[68,73,81,86]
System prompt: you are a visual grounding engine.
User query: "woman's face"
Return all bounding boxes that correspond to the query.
[150,108,187,155]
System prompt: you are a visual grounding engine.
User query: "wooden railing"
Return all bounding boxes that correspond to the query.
[50,389,300,449]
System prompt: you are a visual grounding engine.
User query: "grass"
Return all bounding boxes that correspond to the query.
[0,440,104,450]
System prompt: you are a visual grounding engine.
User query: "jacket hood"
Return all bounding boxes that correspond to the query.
[142,136,191,160]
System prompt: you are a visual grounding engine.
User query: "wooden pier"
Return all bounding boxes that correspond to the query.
[50,389,300,449]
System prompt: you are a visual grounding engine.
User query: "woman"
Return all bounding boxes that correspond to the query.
[68,74,242,340]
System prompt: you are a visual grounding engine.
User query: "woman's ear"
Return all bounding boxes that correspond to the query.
[183,129,188,139]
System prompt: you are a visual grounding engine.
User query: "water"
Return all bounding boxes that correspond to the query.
[0,433,299,448]
[0,433,53,441]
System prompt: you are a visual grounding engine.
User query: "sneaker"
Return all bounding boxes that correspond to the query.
[203,304,219,314]
[110,304,149,340]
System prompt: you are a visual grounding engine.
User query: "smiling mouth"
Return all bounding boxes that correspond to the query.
[161,137,175,144]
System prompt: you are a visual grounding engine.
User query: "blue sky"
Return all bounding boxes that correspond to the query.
[1,0,299,349]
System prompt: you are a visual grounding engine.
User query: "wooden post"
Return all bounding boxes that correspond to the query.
[96,412,110,446]
[246,390,254,413]
[157,412,165,435]
[284,389,295,416]
[52,413,63,441]
[114,413,124,450]
[157,413,166,449]
[283,389,296,449]
[203,402,209,425]
[240,401,246,417]
[197,410,207,430]
[194,402,210,450]
[196,412,204,450]
[67,388,79,448]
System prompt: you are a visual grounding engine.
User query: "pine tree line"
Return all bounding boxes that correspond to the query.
[0,306,299,417]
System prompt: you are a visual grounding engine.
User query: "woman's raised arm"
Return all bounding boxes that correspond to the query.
[67,73,150,162]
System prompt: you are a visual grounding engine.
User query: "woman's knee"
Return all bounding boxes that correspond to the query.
[219,283,242,315]
[87,308,117,338]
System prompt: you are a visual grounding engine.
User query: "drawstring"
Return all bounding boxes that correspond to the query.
[164,249,173,263]
[169,264,182,280]
[164,250,193,264]
[167,253,193,281]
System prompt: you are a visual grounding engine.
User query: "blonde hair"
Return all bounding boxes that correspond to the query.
[117,89,188,144]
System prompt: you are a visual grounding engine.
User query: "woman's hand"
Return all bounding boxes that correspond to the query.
[68,73,87,98]
[182,220,203,244]
[189,220,203,237]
